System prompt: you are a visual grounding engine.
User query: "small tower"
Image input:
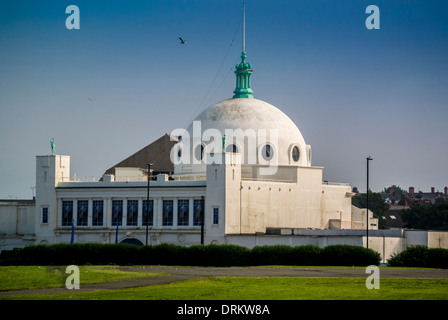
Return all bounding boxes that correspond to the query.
[233,3,254,99]
[35,154,70,244]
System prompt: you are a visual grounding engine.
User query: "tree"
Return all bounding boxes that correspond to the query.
[402,201,448,230]
[383,185,405,197]
[352,192,389,229]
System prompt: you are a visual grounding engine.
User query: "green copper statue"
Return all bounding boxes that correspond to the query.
[50,138,55,155]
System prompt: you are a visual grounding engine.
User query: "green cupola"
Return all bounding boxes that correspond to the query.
[233,51,254,98]
[233,3,254,99]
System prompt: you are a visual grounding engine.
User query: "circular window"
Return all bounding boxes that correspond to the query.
[262,144,274,161]
[195,144,204,161]
[226,144,239,153]
[292,146,300,162]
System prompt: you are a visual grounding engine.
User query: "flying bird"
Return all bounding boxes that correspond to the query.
[179,37,187,44]
[88,97,96,102]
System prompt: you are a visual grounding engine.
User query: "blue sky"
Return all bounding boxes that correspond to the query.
[1,0,448,198]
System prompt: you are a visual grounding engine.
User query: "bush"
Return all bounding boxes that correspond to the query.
[388,246,448,269]
[149,243,186,265]
[250,245,326,266]
[388,245,428,268]
[0,249,21,265]
[0,243,142,266]
[428,248,448,269]
[188,244,251,267]
[291,245,323,266]
[250,245,296,265]
[0,243,381,267]
[319,245,381,266]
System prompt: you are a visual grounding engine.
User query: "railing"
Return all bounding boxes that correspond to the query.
[114,176,148,182]
[172,175,206,181]
[322,181,350,186]
[60,176,102,182]
[59,176,149,183]
[241,177,295,183]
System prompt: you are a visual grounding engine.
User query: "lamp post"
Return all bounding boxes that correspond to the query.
[366,156,373,249]
[145,163,153,246]
[200,196,205,245]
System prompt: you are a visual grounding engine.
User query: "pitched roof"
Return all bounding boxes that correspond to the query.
[103,133,178,176]
[383,210,405,229]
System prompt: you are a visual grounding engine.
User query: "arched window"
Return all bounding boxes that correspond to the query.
[292,146,300,162]
[261,144,274,161]
[120,238,143,246]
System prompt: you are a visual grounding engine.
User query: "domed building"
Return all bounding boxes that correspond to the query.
[174,97,311,175]
[164,27,372,244]
[173,48,311,177]
[0,7,382,254]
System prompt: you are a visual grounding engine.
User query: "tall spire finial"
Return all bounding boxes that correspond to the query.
[233,2,254,99]
[243,2,245,53]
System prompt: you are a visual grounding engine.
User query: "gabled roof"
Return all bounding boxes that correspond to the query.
[103,133,178,177]
[384,210,405,229]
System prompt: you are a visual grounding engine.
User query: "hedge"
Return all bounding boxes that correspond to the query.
[388,245,448,269]
[0,243,381,267]
[250,244,324,266]
[320,244,381,266]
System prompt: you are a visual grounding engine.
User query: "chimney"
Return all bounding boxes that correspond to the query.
[444,186,448,196]
[409,187,414,195]
[431,187,435,194]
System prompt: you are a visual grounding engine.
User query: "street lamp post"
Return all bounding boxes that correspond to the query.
[366,156,373,249]
[145,163,153,246]
[200,196,205,245]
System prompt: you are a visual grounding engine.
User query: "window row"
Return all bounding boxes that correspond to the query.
[60,198,206,227]
[180,143,303,163]
[182,143,276,162]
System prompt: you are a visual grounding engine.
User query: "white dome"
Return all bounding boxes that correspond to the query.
[174,98,311,175]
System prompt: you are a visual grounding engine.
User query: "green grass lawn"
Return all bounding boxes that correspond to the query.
[3,277,448,300]
[0,266,164,291]
[1,266,447,300]
[12,277,447,300]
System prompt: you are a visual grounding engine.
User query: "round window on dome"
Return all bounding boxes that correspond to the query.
[262,144,274,161]
[195,144,204,161]
[292,146,300,162]
[226,144,239,153]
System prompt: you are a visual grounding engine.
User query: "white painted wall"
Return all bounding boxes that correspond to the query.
[35,155,70,245]
[405,230,428,247]
[228,164,353,233]
[366,236,405,263]
[428,231,448,248]
[0,204,20,235]
[0,203,35,235]
[321,184,352,229]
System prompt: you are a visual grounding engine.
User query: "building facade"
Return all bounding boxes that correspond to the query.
[26,147,367,248]
[1,13,388,255]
